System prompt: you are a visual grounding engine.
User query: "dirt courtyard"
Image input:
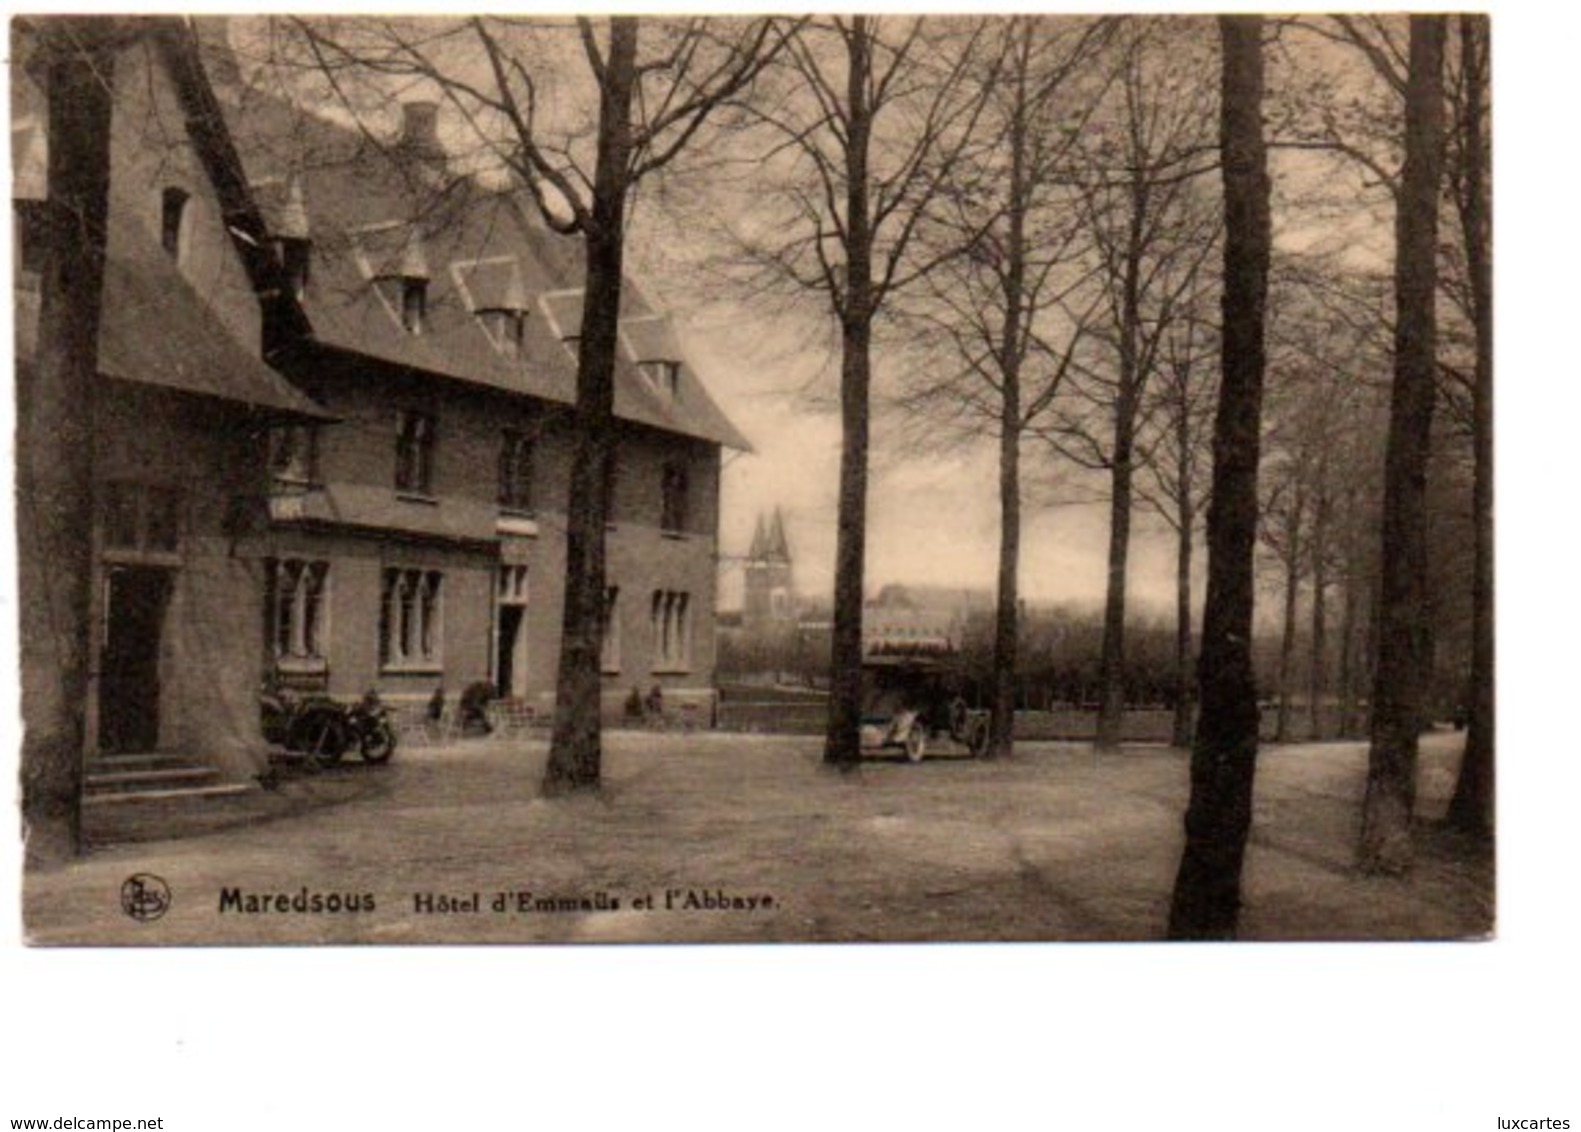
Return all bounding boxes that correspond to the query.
[23,729,1491,945]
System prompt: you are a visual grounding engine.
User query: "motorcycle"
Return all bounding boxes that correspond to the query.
[346,691,397,764]
[260,684,397,767]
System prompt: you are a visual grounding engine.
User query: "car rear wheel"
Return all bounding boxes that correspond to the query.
[905,721,928,763]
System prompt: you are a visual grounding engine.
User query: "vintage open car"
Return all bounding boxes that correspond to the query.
[859,653,990,762]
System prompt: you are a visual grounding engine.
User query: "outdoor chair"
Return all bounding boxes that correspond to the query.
[486,698,536,738]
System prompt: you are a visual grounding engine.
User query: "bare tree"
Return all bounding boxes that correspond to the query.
[15,18,128,865]
[286,16,788,792]
[1042,17,1221,752]
[1282,13,1489,816]
[1258,439,1309,743]
[894,15,1112,758]
[1359,15,1448,874]
[727,17,998,765]
[1444,13,1492,840]
[1167,14,1270,940]
[1133,298,1218,748]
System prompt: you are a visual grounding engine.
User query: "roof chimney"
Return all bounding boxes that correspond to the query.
[399,100,443,159]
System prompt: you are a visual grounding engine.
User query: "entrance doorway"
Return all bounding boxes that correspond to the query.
[496,605,525,698]
[494,564,529,699]
[100,566,173,753]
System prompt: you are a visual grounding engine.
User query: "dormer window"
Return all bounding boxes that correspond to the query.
[479,308,527,358]
[161,187,190,261]
[278,236,312,301]
[401,278,427,334]
[372,275,427,334]
[642,360,682,401]
[359,222,430,335]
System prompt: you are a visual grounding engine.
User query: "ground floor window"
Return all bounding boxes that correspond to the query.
[651,590,691,672]
[266,558,329,662]
[381,567,443,669]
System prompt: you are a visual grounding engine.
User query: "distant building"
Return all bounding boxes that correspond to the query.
[862,585,991,656]
[742,508,796,633]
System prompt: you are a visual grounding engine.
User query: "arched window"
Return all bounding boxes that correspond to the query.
[380,566,444,669]
[266,558,329,662]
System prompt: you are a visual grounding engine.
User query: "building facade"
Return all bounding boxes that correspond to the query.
[14,27,332,782]
[225,78,744,722]
[14,21,747,792]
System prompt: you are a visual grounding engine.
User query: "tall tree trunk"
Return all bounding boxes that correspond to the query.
[1447,13,1493,839]
[1359,15,1447,873]
[1096,431,1134,751]
[989,71,1030,762]
[1274,489,1304,743]
[824,20,874,768]
[1168,14,1269,940]
[1337,565,1361,738]
[1095,180,1148,753]
[544,18,638,794]
[1308,484,1331,739]
[19,21,118,867]
[1171,495,1195,748]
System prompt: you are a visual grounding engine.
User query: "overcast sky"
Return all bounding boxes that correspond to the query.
[609,17,1402,617]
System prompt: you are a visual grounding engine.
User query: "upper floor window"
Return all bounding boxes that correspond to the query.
[102,481,182,556]
[161,187,190,261]
[395,410,436,496]
[661,461,689,535]
[269,423,319,488]
[498,431,534,513]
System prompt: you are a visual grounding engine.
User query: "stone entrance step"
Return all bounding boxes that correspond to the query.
[83,754,255,803]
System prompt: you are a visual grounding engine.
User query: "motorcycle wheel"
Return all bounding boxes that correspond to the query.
[360,721,397,765]
[288,710,349,767]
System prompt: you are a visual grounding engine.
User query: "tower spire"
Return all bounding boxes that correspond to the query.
[767,507,790,561]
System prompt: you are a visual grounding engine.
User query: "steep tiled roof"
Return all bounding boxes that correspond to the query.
[211,70,750,451]
[15,213,330,419]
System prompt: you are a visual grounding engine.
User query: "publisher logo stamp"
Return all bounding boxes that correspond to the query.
[121,874,172,922]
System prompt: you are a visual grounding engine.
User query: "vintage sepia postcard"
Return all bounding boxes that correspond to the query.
[10,12,1494,946]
